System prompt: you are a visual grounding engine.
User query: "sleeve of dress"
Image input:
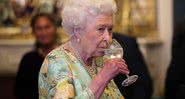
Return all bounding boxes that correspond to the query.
[39,54,95,99]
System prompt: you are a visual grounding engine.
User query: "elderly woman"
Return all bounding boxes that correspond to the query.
[39,0,129,98]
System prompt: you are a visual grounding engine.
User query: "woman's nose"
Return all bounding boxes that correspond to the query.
[41,28,47,34]
[103,29,112,43]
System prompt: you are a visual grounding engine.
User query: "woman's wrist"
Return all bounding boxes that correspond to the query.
[88,70,111,98]
[99,69,112,82]
[89,71,109,90]
[98,71,110,84]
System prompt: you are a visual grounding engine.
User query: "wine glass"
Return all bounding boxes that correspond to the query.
[104,39,138,87]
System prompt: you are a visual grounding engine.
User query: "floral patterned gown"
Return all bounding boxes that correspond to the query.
[39,44,124,99]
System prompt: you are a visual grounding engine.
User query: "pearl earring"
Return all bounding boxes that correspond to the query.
[77,39,80,42]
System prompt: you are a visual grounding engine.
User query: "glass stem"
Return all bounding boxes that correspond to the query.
[126,74,129,78]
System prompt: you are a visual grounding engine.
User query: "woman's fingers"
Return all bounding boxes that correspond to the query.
[119,68,129,74]
[111,58,128,68]
[115,61,128,67]
[111,58,129,74]
[116,62,129,74]
[103,58,129,77]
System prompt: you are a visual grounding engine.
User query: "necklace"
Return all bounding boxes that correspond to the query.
[68,41,97,76]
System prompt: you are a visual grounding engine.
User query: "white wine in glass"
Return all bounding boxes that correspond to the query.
[104,39,138,87]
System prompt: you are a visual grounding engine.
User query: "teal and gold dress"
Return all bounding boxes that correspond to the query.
[39,44,124,99]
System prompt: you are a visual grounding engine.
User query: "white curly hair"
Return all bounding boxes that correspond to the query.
[57,0,117,36]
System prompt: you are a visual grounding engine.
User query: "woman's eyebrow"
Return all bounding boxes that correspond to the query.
[97,24,113,27]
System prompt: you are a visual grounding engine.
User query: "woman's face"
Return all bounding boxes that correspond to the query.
[80,14,113,57]
[33,17,57,46]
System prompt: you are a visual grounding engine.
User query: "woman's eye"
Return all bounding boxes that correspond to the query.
[108,28,112,33]
[98,28,105,31]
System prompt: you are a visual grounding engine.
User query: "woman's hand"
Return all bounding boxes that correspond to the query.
[100,58,129,81]
[89,58,129,99]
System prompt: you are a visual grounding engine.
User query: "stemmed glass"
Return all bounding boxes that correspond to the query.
[103,39,138,87]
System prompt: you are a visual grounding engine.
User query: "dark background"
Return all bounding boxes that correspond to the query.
[173,0,185,28]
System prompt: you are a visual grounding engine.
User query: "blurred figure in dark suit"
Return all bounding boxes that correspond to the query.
[113,33,153,99]
[165,18,185,99]
[15,13,60,99]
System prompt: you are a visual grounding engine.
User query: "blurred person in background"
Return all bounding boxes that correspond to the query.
[15,13,60,99]
[113,33,153,99]
[165,17,185,99]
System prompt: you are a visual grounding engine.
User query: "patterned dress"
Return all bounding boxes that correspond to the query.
[39,44,124,99]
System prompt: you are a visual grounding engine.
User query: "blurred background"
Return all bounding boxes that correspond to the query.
[0,0,184,99]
